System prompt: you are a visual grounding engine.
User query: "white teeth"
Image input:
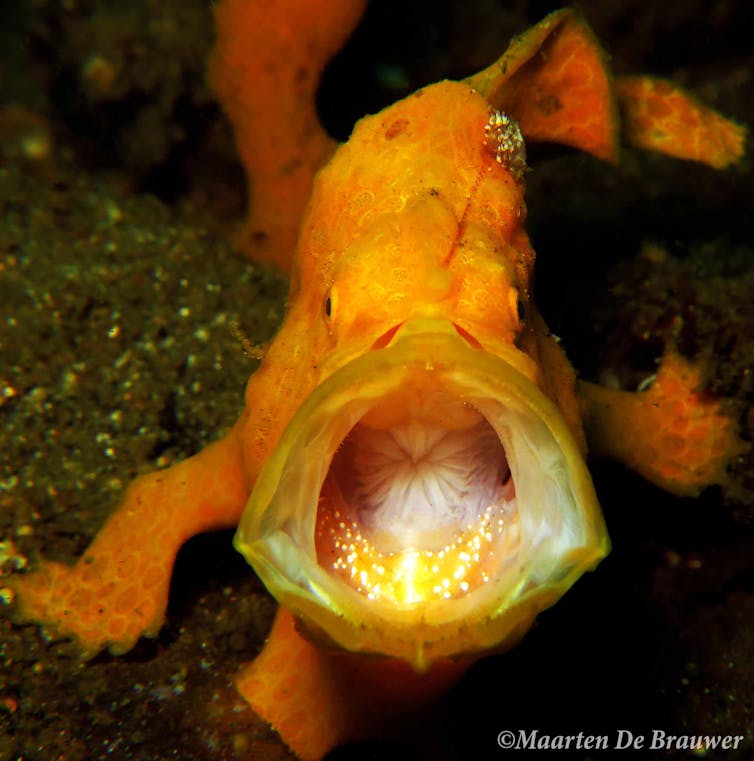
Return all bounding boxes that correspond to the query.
[318,499,519,605]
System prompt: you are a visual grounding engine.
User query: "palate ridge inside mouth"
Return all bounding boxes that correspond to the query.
[315,394,518,605]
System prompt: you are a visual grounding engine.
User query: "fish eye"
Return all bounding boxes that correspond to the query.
[324,285,338,323]
[509,288,526,326]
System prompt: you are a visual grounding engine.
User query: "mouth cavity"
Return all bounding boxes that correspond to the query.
[316,392,518,605]
[234,327,609,666]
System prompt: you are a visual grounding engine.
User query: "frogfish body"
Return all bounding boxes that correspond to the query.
[234,80,609,670]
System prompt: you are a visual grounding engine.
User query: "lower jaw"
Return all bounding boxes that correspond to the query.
[235,327,609,669]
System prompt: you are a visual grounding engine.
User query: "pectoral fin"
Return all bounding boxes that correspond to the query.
[579,350,746,497]
[237,608,467,760]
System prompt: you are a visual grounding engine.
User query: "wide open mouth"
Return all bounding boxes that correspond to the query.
[235,324,609,669]
[316,389,519,606]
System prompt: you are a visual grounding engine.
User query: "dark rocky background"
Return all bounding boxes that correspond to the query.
[0,1,752,759]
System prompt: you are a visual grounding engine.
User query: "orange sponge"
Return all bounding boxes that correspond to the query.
[210,0,366,272]
[616,76,747,169]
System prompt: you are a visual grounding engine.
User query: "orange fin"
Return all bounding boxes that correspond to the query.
[615,75,747,168]
[210,0,367,273]
[237,608,467,760]
[465,9,619,162]
[8,426,248,657]
[579,350,747,497]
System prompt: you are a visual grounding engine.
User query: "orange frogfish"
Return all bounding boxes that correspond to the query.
[6,4,746,761]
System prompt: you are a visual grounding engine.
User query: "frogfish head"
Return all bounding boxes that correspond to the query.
[235,81,610,671]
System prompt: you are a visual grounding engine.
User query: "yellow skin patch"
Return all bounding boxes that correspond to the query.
[6,5,747,761]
